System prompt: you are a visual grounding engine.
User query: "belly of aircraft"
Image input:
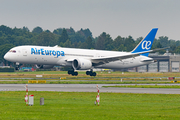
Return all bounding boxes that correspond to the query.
[95,60,152,69]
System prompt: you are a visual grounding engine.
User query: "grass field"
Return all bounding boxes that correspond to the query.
[0,71,180,84]
[1,91,180,120]
[1,71,180,78]
[1,71,180,119]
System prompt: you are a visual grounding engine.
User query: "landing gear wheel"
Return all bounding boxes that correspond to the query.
[68,70,74,75]
[86,71,90,75]
[90,72,96,76]
[74,72,78,76]
[68,70,78,76]
[92,72,96,76]
[68,71,71,75]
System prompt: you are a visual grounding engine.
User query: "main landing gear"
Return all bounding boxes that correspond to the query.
[68,70,78,76]
[86,70,96,76]
[68,70,97,76]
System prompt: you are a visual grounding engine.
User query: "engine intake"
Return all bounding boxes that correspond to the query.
[72,58,92,70]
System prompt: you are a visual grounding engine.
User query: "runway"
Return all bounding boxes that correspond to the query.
[1,84,180,94]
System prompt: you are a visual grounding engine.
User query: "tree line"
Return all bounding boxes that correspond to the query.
[0,25,180,65]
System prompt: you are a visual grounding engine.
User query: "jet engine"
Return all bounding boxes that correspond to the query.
[35,65,54,69]
[72,58,92,70]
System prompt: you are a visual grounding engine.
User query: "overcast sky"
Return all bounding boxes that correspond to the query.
[0,0,180,40]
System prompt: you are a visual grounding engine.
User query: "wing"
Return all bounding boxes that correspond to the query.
[91,47,168,65]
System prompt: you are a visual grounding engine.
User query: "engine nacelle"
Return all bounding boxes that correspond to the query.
[35,65,54,69]
[72,58,92,70]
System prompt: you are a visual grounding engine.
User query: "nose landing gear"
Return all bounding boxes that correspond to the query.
[15,62,20,70]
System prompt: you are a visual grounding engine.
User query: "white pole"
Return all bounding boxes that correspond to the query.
[26,84,28,106]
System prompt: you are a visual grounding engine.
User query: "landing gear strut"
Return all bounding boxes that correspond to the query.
[15,62,20,70]
[68,70,78,76]
[15,67,19,70]
[86,70,96,76]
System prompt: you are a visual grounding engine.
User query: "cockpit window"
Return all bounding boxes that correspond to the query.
[9,50,16,53]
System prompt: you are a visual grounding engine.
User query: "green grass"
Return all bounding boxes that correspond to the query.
[1,70,180,77]
[0,80,175,84]
[0,71,180,84]
[1,91,180,120]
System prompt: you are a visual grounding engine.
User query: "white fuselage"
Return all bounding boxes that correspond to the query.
[4,45,154,69]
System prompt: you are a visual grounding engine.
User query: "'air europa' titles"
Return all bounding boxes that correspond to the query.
[31,48,65,57]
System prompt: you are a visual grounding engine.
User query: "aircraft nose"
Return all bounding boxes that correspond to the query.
[4,53,10,61]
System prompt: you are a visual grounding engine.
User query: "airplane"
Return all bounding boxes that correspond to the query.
[4,28,164,76]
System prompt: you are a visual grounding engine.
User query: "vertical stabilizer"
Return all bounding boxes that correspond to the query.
[131,28,158,56]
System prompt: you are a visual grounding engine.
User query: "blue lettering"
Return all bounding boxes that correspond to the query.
[61,51,65,56]
[52,50,56,56]
[41,49,45,55]
[31,48,65,57]
[45,50,49,55]
[35,48,37,55]
[57,51,61,57]
[31,48,35,54]
[38,50,40,55]
[49,50,52,55]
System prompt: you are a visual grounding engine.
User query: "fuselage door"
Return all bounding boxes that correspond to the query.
[22,49,27,56]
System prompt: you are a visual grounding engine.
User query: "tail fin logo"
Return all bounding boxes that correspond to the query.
[131,28,158,56]
[142,40,151,50]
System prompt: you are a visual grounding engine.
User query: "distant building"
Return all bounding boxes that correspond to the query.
[131,51,180,72]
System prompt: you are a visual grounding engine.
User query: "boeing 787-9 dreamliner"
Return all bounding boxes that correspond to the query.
[4,28,164,76]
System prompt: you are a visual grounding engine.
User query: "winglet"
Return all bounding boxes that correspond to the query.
[131,28,158,56]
